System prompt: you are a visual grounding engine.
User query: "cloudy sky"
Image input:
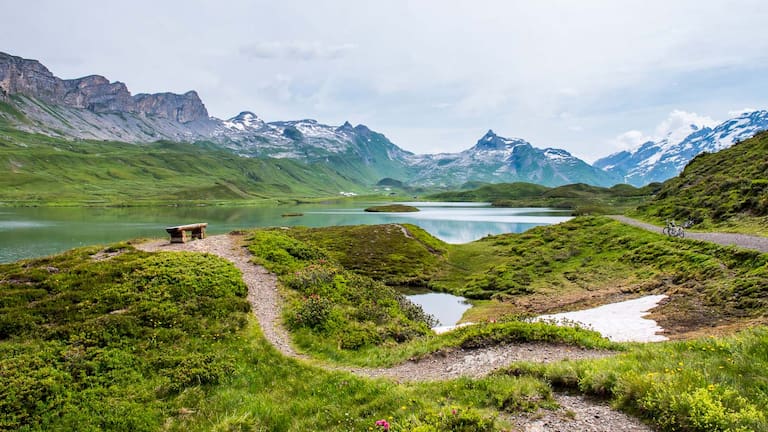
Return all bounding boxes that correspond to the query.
[4,0,768,161]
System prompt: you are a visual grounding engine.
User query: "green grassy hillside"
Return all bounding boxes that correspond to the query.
[427,182,657,214]
[3,228,768,431]
[0,119,363,206]
[281,224,447,286]
[239,219,768,339]
[635,131,768,231]
[431,217,768,338]
[0,240,605,431]
[427,182,550,202]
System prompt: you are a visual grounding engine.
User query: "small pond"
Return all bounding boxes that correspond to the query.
[405,292,472,328]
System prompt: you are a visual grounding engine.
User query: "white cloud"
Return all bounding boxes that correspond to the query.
[240,41,357,61]
[4,0,768,157]
[611,110,720,152]
[612,130,653,151]
[654,110,718,144]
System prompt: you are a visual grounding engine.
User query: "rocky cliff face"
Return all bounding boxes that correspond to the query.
[0,52,63,102]
[0,51,208,122]
[134,91,208,123]
[61,75,134,113]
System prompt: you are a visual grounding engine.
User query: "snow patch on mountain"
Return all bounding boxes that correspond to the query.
[223,111,265,130]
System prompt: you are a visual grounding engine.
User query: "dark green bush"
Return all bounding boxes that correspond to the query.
[289,294,334,330]
[0,246,250,430]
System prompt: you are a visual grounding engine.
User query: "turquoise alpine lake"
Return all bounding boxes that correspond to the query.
[0,202,571,263]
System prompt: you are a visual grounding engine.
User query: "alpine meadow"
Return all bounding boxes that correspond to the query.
[3,3,768,431]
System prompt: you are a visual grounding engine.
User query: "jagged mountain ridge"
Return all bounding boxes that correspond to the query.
[215,112,415,182]
[0,51,219,142]
[409,130,622,187]
[0,52,209,122]
[2,50,624,188]
[594,110,768,186]
[0,51,414,183]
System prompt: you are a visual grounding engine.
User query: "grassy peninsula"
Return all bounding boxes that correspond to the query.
[246,220,768,430]
[364,204,420,212]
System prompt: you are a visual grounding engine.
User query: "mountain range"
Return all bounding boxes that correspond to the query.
[2,50,767,190]
[594,110,768,186]
[408,130,620,187]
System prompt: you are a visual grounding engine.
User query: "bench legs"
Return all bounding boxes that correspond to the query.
[168,229,187,243]
[167,227,206,243]
[191,227,206,240]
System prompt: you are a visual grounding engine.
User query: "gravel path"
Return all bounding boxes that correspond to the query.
[610,215,768,252]
[506,393,652,432]
[136,234,654,432]
[137,235,306,359]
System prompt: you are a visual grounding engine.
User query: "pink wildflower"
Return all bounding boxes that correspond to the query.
[375,419,390,430]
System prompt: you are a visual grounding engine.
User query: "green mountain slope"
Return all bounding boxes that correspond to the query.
[427,181,657,214]
[427,182,550,202]
[0,121,363,205]
[635,131,768,226]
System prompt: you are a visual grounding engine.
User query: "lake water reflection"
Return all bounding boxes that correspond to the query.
[0,203,571,263]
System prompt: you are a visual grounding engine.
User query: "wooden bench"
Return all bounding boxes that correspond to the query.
[165,223,208,243]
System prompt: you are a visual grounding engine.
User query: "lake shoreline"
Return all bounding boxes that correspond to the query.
[0,203,572,263]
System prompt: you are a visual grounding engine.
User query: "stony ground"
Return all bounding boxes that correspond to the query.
[137,235,655,431]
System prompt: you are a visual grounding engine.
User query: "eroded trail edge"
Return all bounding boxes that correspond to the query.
[137,234,653,431]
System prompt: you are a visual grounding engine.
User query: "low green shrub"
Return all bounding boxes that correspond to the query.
[288,294,335,330]
[0,246,249,430]
[245,229,435,355]
[246,230,328,274]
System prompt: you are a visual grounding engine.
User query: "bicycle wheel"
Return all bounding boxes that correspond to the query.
[663,227,670,236]
[678,228,685,238]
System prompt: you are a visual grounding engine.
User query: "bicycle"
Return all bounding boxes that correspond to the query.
[663,219,685,238]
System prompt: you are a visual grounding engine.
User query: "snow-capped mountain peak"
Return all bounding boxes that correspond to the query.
[223,111,265,130]
[407,130,621,187]
[595,109,768,186]
[473,129,529,151]
[335,120,355,133]
[712,110,768,149]
[543,148,573,162]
